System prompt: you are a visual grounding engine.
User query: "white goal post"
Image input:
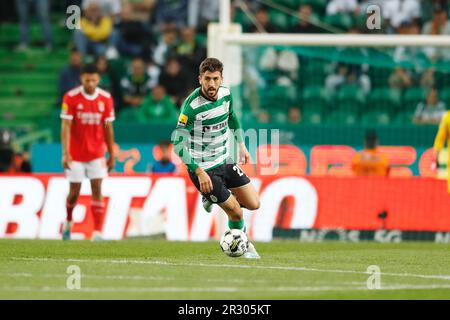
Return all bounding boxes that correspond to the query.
[221,33,450,47]
[208,0,450,88]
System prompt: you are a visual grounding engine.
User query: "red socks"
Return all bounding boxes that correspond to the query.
[91,201,105,232]
[66,200,105,231]
[66,202,75,222]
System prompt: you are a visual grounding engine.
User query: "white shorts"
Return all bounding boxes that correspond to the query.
[65,157,108,183]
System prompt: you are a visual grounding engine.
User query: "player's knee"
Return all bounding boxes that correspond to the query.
[253,200,261,210]
[92,193,103,202]
[67,197,77,205]
[67,193,79,204]
[246,198,260,211]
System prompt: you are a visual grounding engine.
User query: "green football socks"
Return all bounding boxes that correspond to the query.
[228,219,244,230]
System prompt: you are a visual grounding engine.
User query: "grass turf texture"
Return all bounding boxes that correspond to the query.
[1,239,449,299]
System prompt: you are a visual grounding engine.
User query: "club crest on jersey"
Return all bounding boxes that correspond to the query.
[178,114,188,127]
[77,104,84,110]
[98,101,105,112]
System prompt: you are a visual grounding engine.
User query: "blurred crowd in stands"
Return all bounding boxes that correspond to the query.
[0,128,32,173]
[3,0,450,126]
[54,0,210,122]
[236,0,450,125]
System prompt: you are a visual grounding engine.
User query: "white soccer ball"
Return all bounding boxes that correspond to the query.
[220,229,249,257]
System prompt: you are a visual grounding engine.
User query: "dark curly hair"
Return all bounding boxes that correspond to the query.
[199,58,223,75]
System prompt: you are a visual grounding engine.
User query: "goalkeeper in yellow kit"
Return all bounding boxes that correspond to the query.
[433,111,450,192]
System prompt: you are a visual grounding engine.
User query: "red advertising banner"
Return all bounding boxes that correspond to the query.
[0,174,449,241]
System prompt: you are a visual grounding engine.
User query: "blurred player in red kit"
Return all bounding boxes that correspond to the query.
[60,64,115,241]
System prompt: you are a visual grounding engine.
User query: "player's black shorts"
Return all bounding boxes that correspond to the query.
[188,160,251,204]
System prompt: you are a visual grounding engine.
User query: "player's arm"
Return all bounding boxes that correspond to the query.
[104,98,116,172]
[433,112,449,152]
[172,103,213,193]
[60,96,74,170]
[104,122,115,171]
[432,112,449,170]
[61,119,72,170]
[228,94,250,164]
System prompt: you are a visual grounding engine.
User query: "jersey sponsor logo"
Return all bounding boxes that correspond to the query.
[202,120,228,132]
[178,114,188,127]
[77,112,102,125]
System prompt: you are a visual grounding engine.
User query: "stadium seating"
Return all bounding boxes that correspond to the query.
[302,85,330,114]
[268,9,290,31]
[0,23,71,47]
[234,10,253,31]
[440,88,450,106]
[368,87,402,114]
[404,87,427,110]
[260,85,297,112]
[299,0,327,14]
[1,3,447,140]
[302,110,322,125]
[0,21,68,132]
[368,67,391,88]
[392,110,415,125]
[118,108,145,123]
[336,85,366,114]
[325,110,357,126]
[300,59,326,86]
[324,14,354,30]
[360,111,391,126]
[278,0,302,10]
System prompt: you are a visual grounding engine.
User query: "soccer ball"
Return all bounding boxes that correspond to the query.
[220,229,249,257]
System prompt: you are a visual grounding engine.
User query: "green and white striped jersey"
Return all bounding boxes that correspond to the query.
[173,86,243,172]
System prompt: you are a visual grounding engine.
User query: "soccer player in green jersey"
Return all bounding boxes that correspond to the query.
[172,58,260,259]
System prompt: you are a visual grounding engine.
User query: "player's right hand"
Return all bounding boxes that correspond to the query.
[197,171,213,194]
[107,156,115,172]
[62,154,72,170]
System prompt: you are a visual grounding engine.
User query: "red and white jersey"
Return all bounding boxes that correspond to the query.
[60,86,115,162]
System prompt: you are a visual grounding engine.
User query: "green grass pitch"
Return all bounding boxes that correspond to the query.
[1,239,449,299]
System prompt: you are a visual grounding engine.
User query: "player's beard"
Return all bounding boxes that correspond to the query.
[206,87,217,99]
[83,85,96,95]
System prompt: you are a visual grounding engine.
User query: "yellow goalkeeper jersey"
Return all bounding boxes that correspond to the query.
[433,111,450,192]
[434,111,450,152]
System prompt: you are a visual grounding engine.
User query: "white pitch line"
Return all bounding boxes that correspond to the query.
[0,286,239,293]
[0,273,33,277]
[0,273,175,281]
[2,284,450,294]
[0,272,276,284]
[10,257,450,282]
[8,272,436,288]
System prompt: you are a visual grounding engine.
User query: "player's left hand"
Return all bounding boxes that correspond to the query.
[239,143,251,165]
[107,156,115,172]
